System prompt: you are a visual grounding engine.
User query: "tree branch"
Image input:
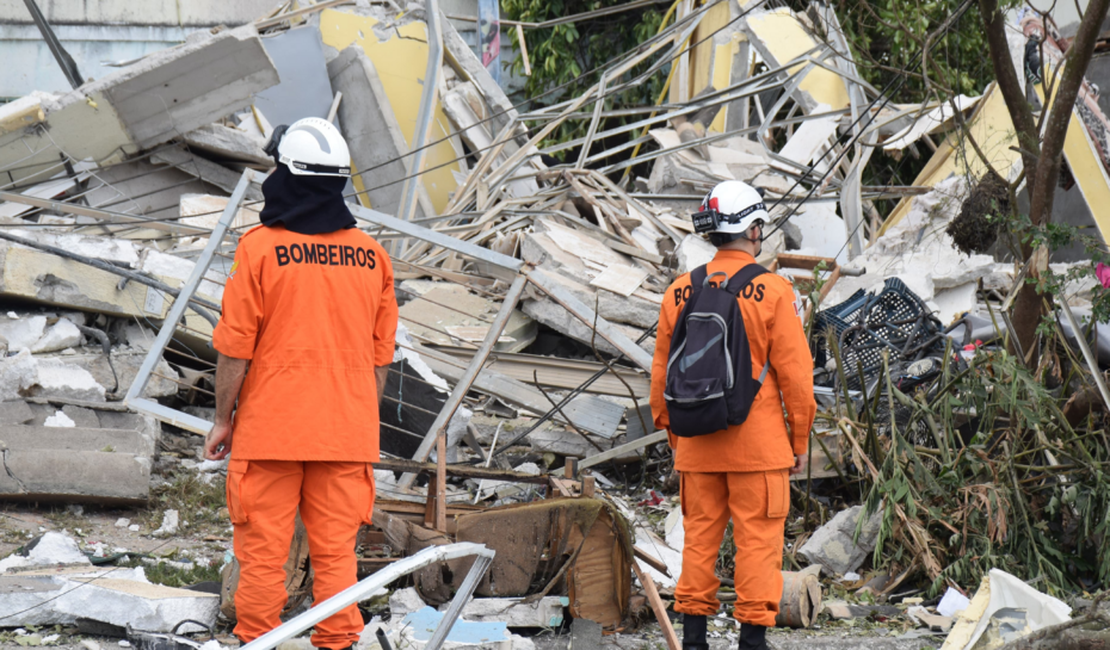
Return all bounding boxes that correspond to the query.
[979,0,1041,176]
[1031,0,1110,228]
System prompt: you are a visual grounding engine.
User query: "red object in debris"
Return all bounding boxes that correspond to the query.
[1097,262,1110,289]
[639,490,664,507]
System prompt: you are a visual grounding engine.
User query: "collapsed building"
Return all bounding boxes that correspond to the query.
[1,0,1109,648]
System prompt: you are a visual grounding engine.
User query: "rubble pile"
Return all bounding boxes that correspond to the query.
[3,0,1110,648]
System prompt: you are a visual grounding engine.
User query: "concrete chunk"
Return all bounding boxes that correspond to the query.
[0,315,47,352]
[0,25,278,187]
[0,425,152,503]
[457,596,567,629]
[327,46,435,220]
[55,577,218,633]
[798,505,883,577]
[0,400,34,425]
[183,123,272,166]
[32,318,83,353]
[32,359,106,402]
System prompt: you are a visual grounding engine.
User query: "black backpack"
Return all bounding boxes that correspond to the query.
[664,264,770,437]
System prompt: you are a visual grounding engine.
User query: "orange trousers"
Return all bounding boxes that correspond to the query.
[675,470,789,627]
[226,460,375,648]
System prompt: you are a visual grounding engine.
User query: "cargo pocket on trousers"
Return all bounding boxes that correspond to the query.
[226,460,249,525]
[766,470,789,519]
[361,463,377,525]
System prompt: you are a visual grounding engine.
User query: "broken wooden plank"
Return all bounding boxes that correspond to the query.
[372,459,549,484]
[633,561,681,650]
[578,430,668,470]
[633,546,671,577]
[399,275,529,492]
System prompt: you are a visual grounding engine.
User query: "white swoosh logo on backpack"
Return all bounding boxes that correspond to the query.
[679,333,723,373]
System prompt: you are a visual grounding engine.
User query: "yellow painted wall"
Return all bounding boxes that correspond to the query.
[745,8,849,110]
[879,83,1022,234]
[319,9,461,214]
[879,78,1110,248]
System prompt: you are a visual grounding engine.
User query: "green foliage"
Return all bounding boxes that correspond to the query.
[126,556,223,588]
[826,0,1002,102]
[1007,211,1110,327]
[146,471,227,535]
[503,0,667,151]
[851,345,1110,596]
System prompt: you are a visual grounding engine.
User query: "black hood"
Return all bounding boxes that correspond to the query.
[258,164,356,235]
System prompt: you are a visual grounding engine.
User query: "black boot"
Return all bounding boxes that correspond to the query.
[738,624,768,650]
[682,613,708,650]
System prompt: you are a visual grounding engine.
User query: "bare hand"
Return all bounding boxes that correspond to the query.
[205,421,233,460]
[789,454,807,476]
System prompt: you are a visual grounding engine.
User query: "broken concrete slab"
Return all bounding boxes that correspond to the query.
[31,358,106,402]
[0,425,153,503]
[183,123,272,167]
[389,586,429,621]
[81,24,278,149]
[676,233,717,274]
[0,314,47,352]
[0,400,34,425]
[31,318,83,353]
[398,283,536,353]
[798,505,883,577]
[0,350,38,401]
[416,343,626,439]
[457,596,567,629]
[517,250,662,331]
[152,146,265,201]
[0,24,279,186]
[327,45,435,220]
[54,576,218,633]
[179,193,262,231]
[522,297,655,358]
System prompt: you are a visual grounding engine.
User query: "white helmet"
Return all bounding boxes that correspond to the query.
[692,181,769,244]
[266,117,351,177]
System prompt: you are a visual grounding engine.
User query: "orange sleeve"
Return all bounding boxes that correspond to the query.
[373,247,398,367]
[213,241,263,360]
[768,286,816,455]
[650,292,676,448]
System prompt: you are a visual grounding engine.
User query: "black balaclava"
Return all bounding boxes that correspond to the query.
[258,163,356,235]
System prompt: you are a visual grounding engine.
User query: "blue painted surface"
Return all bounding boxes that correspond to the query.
[0,24,192,99]
[402,606,510,644]
[254,26,334,127]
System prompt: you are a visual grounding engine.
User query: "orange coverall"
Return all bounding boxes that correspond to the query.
[650,249,816,626]
[213,223,398,647]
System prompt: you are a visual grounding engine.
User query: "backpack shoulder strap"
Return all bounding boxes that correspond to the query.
[689,265,708,293]
[725,264,769,296]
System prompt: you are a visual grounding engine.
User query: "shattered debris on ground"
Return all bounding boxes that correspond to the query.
[3,0,1110,649]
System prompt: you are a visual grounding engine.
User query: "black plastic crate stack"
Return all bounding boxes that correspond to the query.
[813,278,946,391]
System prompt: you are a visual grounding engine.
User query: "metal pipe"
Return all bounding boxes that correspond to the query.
[397,0,443,229]
[240,543,495,650]
[124,169,255,430]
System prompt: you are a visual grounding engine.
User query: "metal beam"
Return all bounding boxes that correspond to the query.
[397,274,529,490]
[397,0,443,229]
[240,543,495,650]
[348,202,522,281]
[0,191,213,237]
[124,169,255,433]
[527,269,654,371]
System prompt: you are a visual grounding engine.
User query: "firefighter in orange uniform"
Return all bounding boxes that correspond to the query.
[650,181,816,650]
[204,117,398,649]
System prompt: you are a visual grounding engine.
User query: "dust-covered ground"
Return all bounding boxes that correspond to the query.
[0,428,943,650]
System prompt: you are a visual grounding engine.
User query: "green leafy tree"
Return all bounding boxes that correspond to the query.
[503,0,667,153]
